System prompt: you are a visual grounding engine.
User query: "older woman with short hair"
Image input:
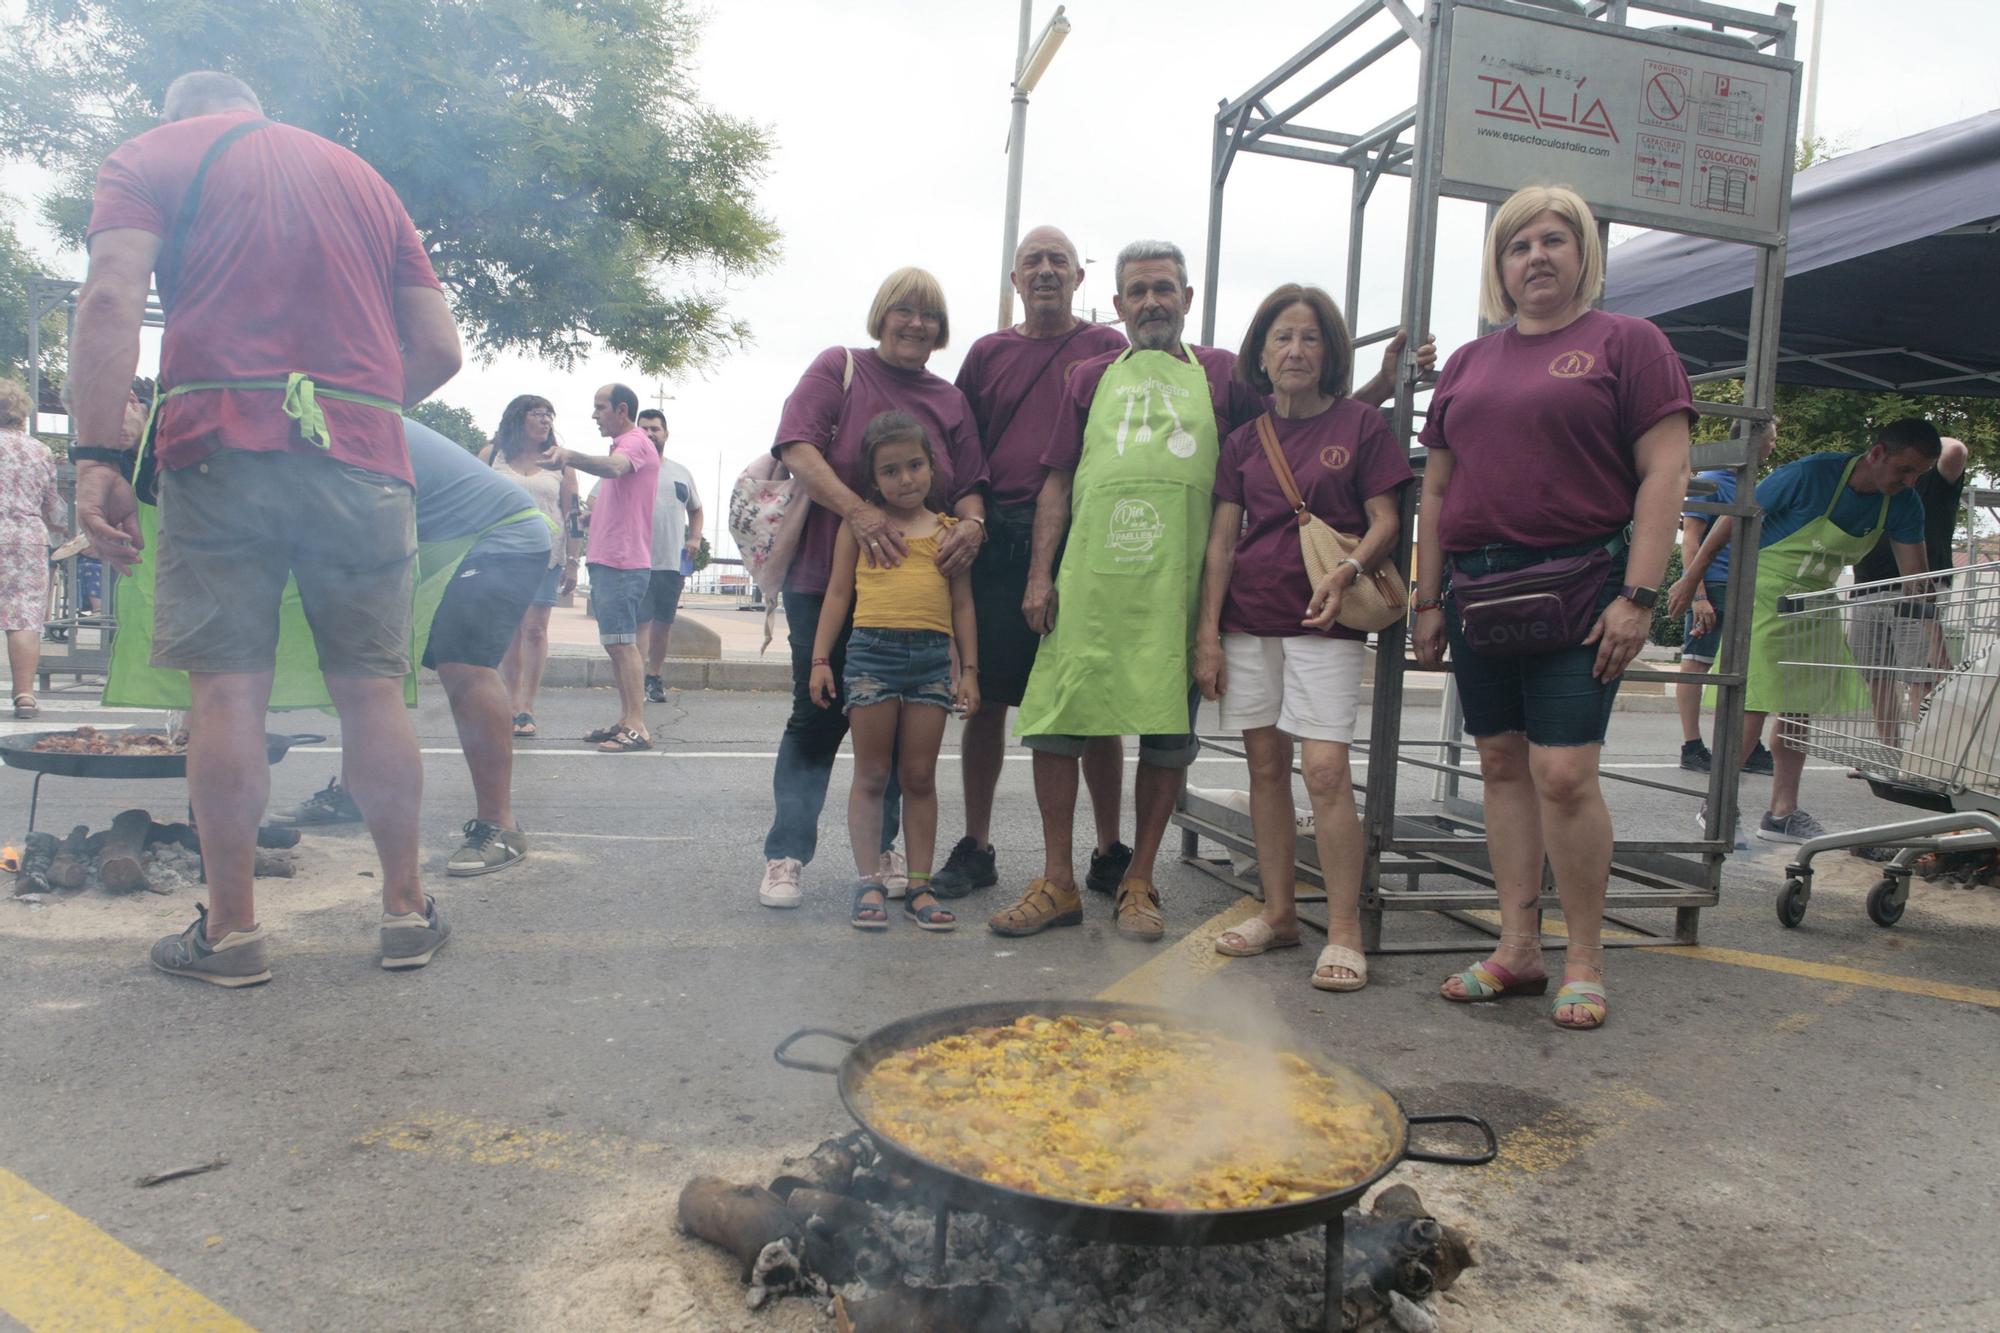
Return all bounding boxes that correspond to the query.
[1411,185,1693,1031]
[1194,286,1411,991]
[757,267,989,909]
[0,378,65,717]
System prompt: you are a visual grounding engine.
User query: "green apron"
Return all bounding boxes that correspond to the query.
[1015,345,1219,737]
[1741,453,1883,716]
[105,379,541,711]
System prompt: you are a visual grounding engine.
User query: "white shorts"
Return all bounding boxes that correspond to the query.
[1218,633,1366,743]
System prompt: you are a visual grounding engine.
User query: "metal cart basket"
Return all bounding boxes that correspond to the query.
[1769,562,2000,927]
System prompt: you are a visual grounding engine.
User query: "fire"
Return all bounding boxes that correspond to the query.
[0,844,17,872]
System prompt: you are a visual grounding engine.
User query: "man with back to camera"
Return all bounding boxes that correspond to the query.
[1671,419,1943,843]
[635,407,703,703]
[69,70,463,986]
[543,383,659,751]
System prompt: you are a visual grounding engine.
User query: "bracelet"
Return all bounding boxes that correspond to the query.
[961,665,979,673]
[811,657,831,667]
[1338,557,1366,578]
[1412,598,1444,614]
[963,515,986,528]
[70,446,134,467]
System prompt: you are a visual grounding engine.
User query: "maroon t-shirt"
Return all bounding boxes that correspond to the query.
[954,322,1129,508]
[86,110,440,484]
[1417,309,1694,551]
[771,347,987,596]
[1214,401,1413,640]
[1041,344,1266,474]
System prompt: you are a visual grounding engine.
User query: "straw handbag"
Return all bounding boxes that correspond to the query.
[1253,414,1406,633]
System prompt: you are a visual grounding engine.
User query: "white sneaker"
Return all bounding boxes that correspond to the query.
[878,848,909,900]
[758,857,803,908]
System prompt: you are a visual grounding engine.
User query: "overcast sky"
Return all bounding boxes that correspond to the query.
[10,1,1997,555]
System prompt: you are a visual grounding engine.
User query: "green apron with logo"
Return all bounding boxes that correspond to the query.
[1015,345,1219,737]
[1741,453,1882,716]
[105,380,543,711]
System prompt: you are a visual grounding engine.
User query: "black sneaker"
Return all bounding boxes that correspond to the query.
[1680,739,1712,773]
[932,836,997,898]
[1085,841,1133,895]
[1743,742,1776,776]
[270,777,363,826]
[645,674,667,703]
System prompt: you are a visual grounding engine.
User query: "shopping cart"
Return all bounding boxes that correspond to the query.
[1767,562,2000,928]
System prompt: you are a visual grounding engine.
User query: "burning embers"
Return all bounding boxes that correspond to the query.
[677,1131,1474,1331]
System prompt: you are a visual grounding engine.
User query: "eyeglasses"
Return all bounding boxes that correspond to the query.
[888,305,944,326]
[526,409,555,420]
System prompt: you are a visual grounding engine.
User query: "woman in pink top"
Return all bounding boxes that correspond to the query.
[0,379,65,718]
[1411,186,1693,1032]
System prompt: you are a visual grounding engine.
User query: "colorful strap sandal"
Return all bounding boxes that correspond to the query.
[1440,958,1550,1003]
[1550,979,1608,1031]
[851,880,889,932]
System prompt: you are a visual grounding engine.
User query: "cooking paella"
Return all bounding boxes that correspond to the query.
[854,1014,1397,1210]
[30,726,187,755]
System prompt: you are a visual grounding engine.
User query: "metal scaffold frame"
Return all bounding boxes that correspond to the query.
[1178,0,1802,952]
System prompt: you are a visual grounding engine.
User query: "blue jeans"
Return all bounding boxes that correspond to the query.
[1445,544,1624,748]
[763,590,901,865]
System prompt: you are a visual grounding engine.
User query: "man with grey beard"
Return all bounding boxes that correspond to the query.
[994,239,1421,944]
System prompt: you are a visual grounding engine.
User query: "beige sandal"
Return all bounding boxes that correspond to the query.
[1311,944,1369,992]
[1214,916,1302,957]
[13,694,36,720]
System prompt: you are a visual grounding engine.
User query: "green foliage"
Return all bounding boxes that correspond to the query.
[1692,377,2000,479]
[1651,545,1684,648]
[408,399,489,455]
[0,215,65,388]
[692,534,709,572]
[0,0,778,377]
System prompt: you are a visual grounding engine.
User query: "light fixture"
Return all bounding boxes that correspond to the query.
[1015,6,1070,94]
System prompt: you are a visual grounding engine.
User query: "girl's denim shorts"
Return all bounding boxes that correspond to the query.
[844,627,954,714]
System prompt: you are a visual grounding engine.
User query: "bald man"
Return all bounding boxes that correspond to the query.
[934,226,1133,899]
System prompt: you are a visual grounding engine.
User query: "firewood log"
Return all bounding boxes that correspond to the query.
[96,809,153,892]
[676,1177,802,1283]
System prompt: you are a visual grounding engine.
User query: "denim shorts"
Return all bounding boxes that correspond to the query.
[844,627,954,714]
[587,563,650,644]
[1682,579,1727,663]
[531,562,560,609]
[1445,544,1624,748]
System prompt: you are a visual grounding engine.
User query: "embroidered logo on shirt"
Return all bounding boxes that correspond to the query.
[1548,350,1596,378]
[1106,498,1165,555]
[1318,445,1352,471]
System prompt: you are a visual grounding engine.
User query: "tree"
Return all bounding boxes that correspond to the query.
[407,400,490,454]
[0,214,64,390]
[0,0,778,377]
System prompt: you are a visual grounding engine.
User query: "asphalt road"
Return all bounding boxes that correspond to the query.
[2,682,1996,1331]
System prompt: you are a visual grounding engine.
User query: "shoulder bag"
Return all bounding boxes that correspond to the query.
[1252,413,1406,633]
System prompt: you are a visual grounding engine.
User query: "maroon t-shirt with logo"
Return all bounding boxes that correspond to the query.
[771,347,987,596]
[1215,401,1413,640]
[1041,344,1266,474]
[86,110,440,484]
[954,322,1129,508]
[1417,309,1694,551]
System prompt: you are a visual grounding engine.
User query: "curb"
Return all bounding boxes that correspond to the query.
[539,653,792,692]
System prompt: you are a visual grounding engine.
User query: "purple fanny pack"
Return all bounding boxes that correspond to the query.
[1452,545,1616,657]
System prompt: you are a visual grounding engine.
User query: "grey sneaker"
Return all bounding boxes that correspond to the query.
[447,819,526,876]
[381,895,450,970]
[150,904,271,988]
[1696,804,1749,852]
[1757,809,1828,844]
[645,674,667,703]
[1085,841,1133,895]
[271,777,362,826]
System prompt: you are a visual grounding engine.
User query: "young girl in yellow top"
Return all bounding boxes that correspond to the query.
[811,412,980,932]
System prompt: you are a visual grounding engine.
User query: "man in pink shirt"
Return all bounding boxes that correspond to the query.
[542,383,658,751]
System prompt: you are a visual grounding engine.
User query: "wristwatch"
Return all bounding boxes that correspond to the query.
[1618,585,1659,609]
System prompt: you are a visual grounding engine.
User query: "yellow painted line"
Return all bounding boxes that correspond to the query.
[1465,910,2000,1011]
[0,1168,251,1332]
[1093,897,1261,1006]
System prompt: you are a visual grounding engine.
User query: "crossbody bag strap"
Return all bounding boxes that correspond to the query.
[982,324,1086,456]
[1253,413,1310,522]
[157,117,271,313]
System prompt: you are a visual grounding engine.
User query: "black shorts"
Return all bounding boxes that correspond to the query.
[643,569,686,625]
[423,547,547,670]
[970,502,1054,708]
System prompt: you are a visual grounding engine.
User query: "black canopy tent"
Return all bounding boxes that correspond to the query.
[1604,109,2000,397]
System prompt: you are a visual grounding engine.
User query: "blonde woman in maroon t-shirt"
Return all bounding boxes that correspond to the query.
[1411,186,1693,1032]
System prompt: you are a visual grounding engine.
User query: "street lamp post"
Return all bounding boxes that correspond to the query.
[997,2,1070,329]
